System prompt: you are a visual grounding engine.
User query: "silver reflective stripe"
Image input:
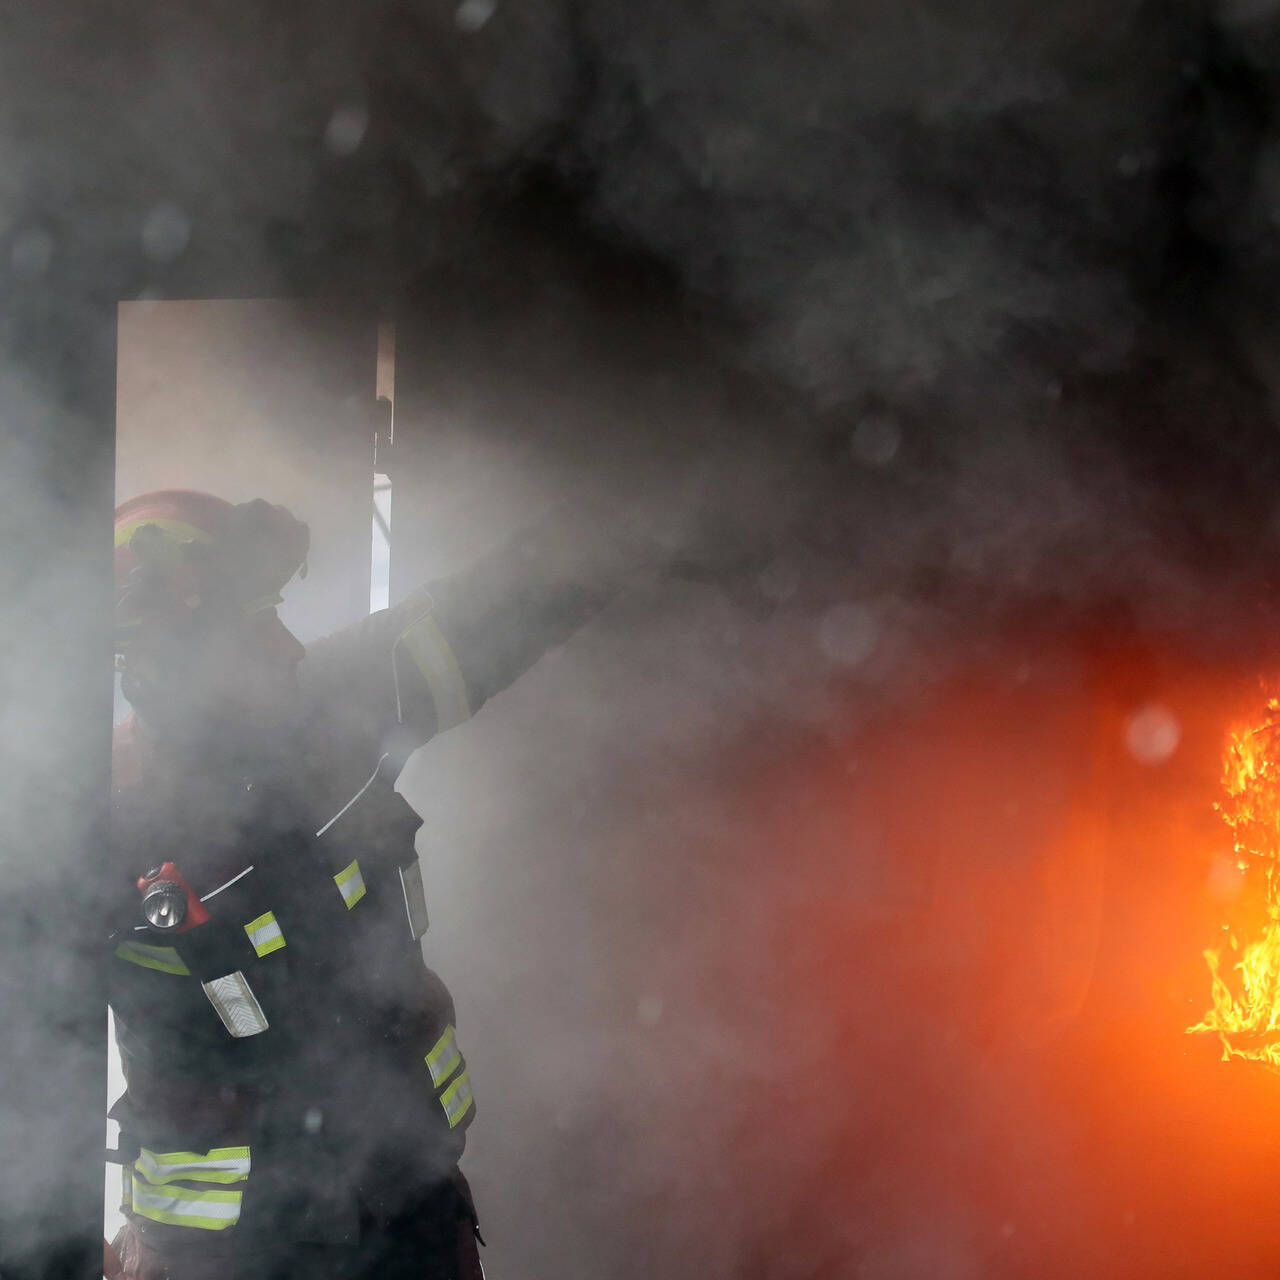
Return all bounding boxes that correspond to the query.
[334,859,366,910]
[439,1069,475,1130]
[400,861,429,941]
[243,910,285,958]
[396,613,471,732]
[200,864,254,903]
[316,755,389,839]
[114,941,190,976]
[424,1024,462,1087]
[129,1176,242,1230]
[202,971,269,1038]
[136,1146,250,1186]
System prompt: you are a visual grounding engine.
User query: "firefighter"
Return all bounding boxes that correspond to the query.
[106,487,655,1280]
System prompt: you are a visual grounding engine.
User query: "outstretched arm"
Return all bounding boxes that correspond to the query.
[300,504,658,760]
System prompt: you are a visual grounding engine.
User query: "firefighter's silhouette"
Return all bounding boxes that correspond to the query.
[107,487,654,1279]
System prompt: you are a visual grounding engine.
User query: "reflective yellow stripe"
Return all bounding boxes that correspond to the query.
[396,614,472,732]
[424,1024,463,1087]
[334,859,367,909]
[136,1147,250,1186]
[242,910,285,957]
[114,517,212,549]
[114,941,190,976]
[439,1069,475,1129]
[129,1175,242,1230]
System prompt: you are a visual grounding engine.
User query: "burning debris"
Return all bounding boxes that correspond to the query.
[1190,696,1280,1068]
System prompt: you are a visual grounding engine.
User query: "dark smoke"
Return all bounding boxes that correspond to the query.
[7,2,1280,1278]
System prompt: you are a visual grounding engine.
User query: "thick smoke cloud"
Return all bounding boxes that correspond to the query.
[568,2,1159,387]
[7,1,1280,1277]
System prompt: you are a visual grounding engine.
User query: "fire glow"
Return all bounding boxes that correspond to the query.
[1189,695,1280,1068]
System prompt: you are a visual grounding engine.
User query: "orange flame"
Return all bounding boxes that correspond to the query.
[1189,696,1280,1068]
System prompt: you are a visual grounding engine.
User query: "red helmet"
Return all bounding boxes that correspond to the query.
[114,489,309,649]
